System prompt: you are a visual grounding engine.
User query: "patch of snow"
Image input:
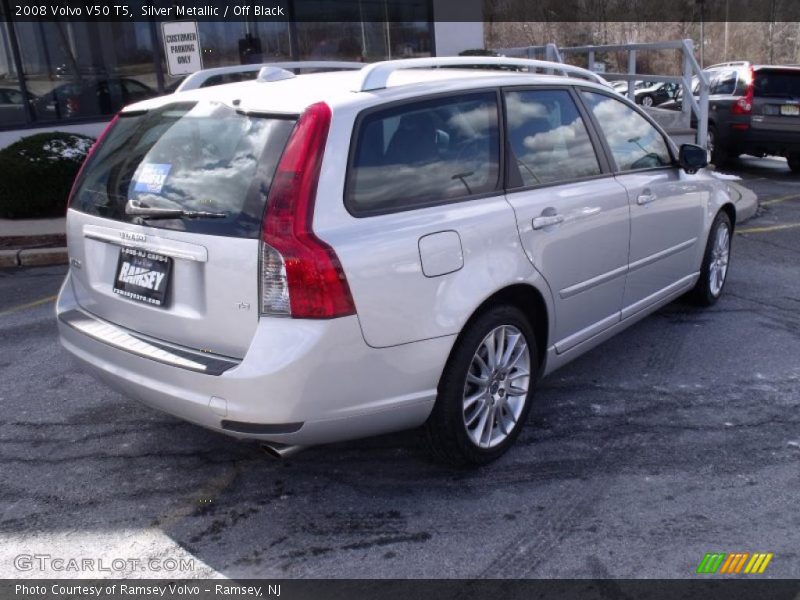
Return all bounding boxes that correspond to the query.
[710,172,742,180]
[41,135,93,161]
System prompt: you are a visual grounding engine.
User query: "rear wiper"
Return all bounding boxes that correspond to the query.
[125,199,226,220]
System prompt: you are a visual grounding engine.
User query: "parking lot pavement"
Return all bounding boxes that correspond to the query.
[1,158,799,580]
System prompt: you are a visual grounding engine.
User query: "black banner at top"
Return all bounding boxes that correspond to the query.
[2,0,800,23]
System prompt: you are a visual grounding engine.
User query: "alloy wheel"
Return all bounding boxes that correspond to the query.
[709,223,730,296]
[462,325,531,449]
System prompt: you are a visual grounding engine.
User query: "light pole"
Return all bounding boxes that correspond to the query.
[696,0,705,68]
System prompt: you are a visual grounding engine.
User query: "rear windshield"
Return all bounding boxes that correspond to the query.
[754,69,800,98]
[71,101,295,238]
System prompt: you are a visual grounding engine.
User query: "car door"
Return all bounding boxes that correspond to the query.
[503,87,631,353]
[579,90,705,318]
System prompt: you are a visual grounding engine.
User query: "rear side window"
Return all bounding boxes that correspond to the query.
[581,91,672,171]
[710,70,738,95]
[347,92,500,215]
[505,89,601,188]
[753,69,800,98]
[71,101,295,238]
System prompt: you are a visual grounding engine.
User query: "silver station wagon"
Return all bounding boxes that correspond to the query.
[57,57,734,465]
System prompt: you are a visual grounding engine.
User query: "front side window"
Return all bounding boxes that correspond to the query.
[347,92,500,215]
[581,91,672,171]
[505,89,601,188]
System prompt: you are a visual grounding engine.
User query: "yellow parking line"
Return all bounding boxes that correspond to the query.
[761,194,800,206]
[737,222,800,234]
[0,294,57,317]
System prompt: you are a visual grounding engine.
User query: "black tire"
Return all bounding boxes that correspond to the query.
[788,153,800,173]
[639,94,655,107]
[690,211,733,307]
[424,305,538,466]
[708,126,729,167]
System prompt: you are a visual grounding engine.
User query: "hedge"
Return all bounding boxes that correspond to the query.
[0,132,95,219]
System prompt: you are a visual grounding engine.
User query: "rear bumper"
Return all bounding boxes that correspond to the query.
[57,271,452,446]
[720,120,800,155]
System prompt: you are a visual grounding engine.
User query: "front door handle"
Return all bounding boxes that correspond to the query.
[532,214,565,230]
[637,192,657,205]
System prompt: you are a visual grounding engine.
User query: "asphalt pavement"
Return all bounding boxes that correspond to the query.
[1,157,799,579]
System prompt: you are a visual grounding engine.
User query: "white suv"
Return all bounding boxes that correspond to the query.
[57,58,734,465]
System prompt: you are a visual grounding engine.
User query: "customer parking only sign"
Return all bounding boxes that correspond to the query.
[162,21,203,76]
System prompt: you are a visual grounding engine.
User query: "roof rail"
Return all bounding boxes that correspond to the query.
[355,57,609,92]
[176,61,365,92]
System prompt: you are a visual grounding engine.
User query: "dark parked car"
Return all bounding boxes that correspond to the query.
[0,86,36,123]
[34,78,156,120]
[664,62,800,170]
[611,81,678,107]
[634,81,679,107]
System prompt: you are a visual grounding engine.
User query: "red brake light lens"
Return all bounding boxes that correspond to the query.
[732,68,754,115]
[261,102,356,319]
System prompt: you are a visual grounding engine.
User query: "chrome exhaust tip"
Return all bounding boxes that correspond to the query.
[261,442,304,459]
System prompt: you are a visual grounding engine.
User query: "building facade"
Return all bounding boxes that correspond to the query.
[0,1,483,147]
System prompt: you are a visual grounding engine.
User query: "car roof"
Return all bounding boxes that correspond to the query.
[707,62,800,72]
[123,68,612,116]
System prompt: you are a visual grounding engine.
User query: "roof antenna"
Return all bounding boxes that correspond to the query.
[257,67,296,82]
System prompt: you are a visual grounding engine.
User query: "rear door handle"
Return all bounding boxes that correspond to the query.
[532,214,565,230]
[637,193,657,205]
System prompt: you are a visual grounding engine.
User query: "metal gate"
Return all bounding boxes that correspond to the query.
[494,40,710,148]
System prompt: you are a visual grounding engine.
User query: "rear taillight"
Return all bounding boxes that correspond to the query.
[67,113,119,209]
[260,102,356,319]
[731,67,754,115]
[66,97,80,115]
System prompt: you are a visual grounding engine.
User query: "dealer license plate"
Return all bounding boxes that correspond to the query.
[112,247,172,306]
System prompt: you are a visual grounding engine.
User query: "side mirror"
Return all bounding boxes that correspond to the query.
[679,143,708,174]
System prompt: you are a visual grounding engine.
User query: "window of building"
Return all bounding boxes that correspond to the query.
[581,91,672,171]
[293,0,432,60]
[10,21,161,124]
[1,0,434,130]
[194,22,291,69]
[0,19,29,127]
[505,89,601,188]
[348,92,500,215]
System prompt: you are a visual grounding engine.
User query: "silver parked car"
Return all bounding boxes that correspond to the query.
[57,57,735,465]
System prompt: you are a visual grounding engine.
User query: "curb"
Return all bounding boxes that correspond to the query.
[0,247,68,268]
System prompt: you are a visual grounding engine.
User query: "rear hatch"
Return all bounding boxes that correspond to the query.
[66,100,295,358]
[752,67,800,133]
